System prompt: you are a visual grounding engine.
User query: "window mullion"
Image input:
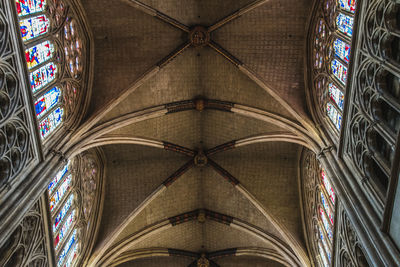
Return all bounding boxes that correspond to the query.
[54,209,77,253]
[56,229,77,267]
[49,170,71,204]
[52,192,75,232]
[321,184,335,216]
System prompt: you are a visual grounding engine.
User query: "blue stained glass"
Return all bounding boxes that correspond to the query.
[320,207,333,241]
[319,226,332,262]
[39,107,63,139]
[30,62,57,93]
[48,163,69,194]
[20,15,50,42]
[334,38,351,63]
[35,87,61,119]
[16,0,46,17]
[327,102,342,130]
[54,209,76,250]
[64,243,78,267]
[319,227,325,243]
[336,13,354,37]
[25,40,54,69]
[57,229,76,267]
[53,193,74,233]
[338,0,356,13]
[328,83,344,111]
[49,174,72,213]
[331,59,348,84]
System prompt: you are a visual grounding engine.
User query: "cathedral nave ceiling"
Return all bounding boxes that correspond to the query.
[76,0,317,265]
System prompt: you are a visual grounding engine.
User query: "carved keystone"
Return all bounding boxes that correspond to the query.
[189,26,210,47]
[194,150,208,166]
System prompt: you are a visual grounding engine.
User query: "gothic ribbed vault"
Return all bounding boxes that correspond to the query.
[71,0,322,266]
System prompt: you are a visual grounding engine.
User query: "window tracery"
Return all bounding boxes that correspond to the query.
[0,0,40,190]
[335,205,370,266]
[0,200,50,267]
[312,0,358,134]
[14,0,86,141]
[46,150,101,267]
[301,149,338,267]
[343,0,400,207]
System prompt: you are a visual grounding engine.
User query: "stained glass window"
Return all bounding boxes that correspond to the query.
[328,83,344,111]
[53,193,74,232]
[47,159,84,266]
[19,15,50,41]
[336,13,354,37]
[54,209,76,250]
[319,226,332,262]
[322,237,331,262]
[64,244,78,267]
[314,0,356,133]
[314,167,337,266]
[16,1,88,265]
[320,207,333,241]
[16,0,82,142]
[331,59,348,84]
[338,0,356,13]
[30,62,57,93]
[321,191,334,225]
[39,107,63,139]
[49,174,72,212]
[35,86,62,119]
[318,227,328,252]
[321,170,336,205]
[318,20,325,35]
[319,227,325,244]
[333,38,351,63]
[57,230,76,267]
[327,102,342,130]
[46,153,101,267]
[315,52,323,69]
[48,163,69,194]
[25,40,54,69]
[318,242,329,267]
[16,0,46,17]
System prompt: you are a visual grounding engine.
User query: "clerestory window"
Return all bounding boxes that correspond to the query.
[313,0,357,133]
[301,150,338,267]
[46,151,100,267]
[15,0,84,141]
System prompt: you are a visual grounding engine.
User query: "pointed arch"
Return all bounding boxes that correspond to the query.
[94,211,303,267]
[63,100,322,158]
[45,147,105,267]
[306,0,359,143]
[13,0,94,148]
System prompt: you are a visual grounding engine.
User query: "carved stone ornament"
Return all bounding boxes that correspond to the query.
[195,98,205,112]
[343,0,400,200]
[0,201,48,267]
[0,0,34,190]
[198,210,206,223]
[194,150,208,166]
[197,254,210,267]
[189,26,210,47]
[335,207,370,267]
[80,153,99,220]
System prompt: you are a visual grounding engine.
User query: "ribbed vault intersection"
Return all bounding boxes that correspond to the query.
[75,0,318,266]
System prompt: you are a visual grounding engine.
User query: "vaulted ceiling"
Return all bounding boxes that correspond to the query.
[73,0,321,266]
